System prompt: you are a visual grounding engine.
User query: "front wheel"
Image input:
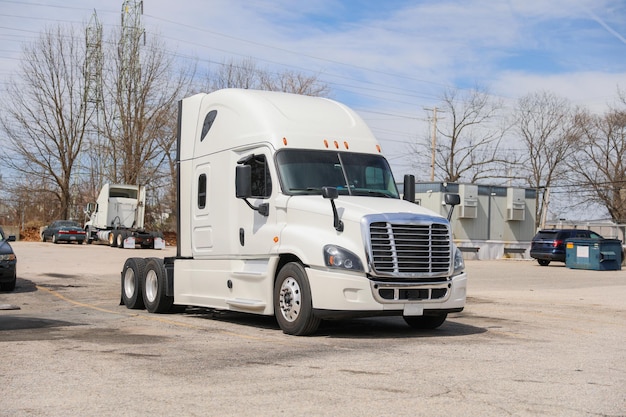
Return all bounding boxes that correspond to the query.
[403,313,448,330]
[537,259,550,266]
[121,258,146,309]
[143,258,173,313]
[274,262,320,336]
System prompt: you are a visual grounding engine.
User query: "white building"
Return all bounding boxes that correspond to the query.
[413,182,537,260]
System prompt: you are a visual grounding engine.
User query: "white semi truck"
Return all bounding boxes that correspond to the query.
[120,89,467,335]
[85,183,165,249]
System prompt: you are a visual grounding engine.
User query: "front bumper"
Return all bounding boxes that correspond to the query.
[307,267,467,316]
[530,251,565,262]
[0,262,16,282]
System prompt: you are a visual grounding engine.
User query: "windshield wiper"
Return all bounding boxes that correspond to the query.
[289,187,322,194]
[352,190,393,198]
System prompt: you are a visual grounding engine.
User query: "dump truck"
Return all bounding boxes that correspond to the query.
[85,183,165,249]
[120,89,466,335]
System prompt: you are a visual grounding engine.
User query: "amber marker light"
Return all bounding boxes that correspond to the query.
[334,140,339,149]
[376,144,381,153]
[283,137,288,146]
[344,141,349,149]
[273,236,279,243]
[324,139,329,148]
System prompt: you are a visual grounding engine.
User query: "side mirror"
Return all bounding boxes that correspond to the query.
[445,193,460,206]
[322,186,343,232]
[8,235,16,242]
[236,164,268,216]
[322,186,338,200]
[235,165,252,199]
[403,174,416,203]
[444,193,460,221]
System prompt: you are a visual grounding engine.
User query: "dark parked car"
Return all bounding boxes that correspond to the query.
[41,220,86,244]
[0,226,17,291]
[530,229,603,266]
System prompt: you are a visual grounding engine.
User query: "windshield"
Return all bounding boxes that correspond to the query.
[276,149,399,198]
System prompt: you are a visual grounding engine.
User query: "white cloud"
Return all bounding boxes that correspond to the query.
[492,71,625,113]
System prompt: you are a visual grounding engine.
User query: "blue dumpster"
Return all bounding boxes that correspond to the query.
[565,238,622,271]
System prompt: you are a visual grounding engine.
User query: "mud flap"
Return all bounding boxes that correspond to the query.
[153,237,165,249]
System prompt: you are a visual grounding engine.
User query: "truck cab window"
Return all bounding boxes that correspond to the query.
[276,150,399,198]
[247,155,272,198]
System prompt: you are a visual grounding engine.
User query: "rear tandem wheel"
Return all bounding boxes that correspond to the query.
[121,257,146,309]
[143,258,173,313]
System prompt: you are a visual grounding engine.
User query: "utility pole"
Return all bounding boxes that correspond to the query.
[424,107,442,181]
[540,187,550,230]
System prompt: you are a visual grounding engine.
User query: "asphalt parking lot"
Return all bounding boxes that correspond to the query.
[1,241,625,417]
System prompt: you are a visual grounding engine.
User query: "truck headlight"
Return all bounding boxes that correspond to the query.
[324,245,363,272]
[453,246,465,275]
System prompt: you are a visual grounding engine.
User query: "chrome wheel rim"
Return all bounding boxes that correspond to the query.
[145,270,158,303]
[123,268,135,299]
[278,277,301,323]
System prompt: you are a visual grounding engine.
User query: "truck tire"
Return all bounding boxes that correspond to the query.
[109,232,117,247]
[121,258,146,309]
[403,313,447,330]
[143,258,173,313]
[274,262,320,336]
[116,231,127,248]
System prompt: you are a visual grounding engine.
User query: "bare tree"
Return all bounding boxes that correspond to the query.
[0,25,91,221]
[262,70,331,96]
[568,94,626,223]
[210,58,262,90]
[208,58,330,97]
[98,28,195,186]
[414,87,509,183]
[513,91,582,227]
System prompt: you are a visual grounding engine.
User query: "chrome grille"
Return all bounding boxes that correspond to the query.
[368,221,451,277]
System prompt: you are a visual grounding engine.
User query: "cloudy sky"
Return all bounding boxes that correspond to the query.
[1,0,625,186]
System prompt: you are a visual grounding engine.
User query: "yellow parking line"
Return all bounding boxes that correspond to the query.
[35,285,283,341]
[36,285,203,330]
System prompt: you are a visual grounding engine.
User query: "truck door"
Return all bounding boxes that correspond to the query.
[237,151,281,256]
